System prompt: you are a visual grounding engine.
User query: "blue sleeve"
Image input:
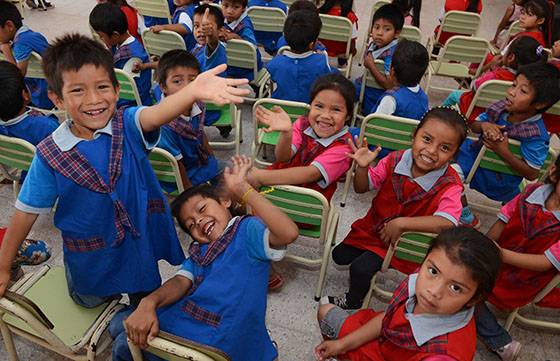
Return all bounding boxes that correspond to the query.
[383,54,392,74]
[12,41,32,62]
[16,154,58,213]
[157,128,183,159]
[126,106,161,150]
[205,43,227,76]
[476,111,489,122]
[239,22,257,44]
[520,137,549,169]
[176,257,195,280]
[244,217,286,262]
[29,116,59,145]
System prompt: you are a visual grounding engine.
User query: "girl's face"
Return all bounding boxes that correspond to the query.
[308,89,348,138]
[410,118,461,177]
[414,247,478,315]
[178,194,233,244]
[519,7,544,30]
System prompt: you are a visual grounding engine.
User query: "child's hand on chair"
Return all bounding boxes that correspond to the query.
[346,136,381,168]
[255,106,293,133]
[124,303,160,349]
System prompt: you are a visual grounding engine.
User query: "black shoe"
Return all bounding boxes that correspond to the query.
[321,294,361,310]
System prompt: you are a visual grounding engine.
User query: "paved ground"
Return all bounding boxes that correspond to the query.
[0,0,559,360]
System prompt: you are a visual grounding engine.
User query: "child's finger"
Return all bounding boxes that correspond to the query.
[347,136,358,152]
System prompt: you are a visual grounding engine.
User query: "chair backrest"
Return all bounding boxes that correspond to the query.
[400,25,422,42]
[372,0,391,15]
[357,60,385,110]
[247,6,286,33]
[115,68,142,106]
[465,80,512,119]
[384,232,435,270]
[149,147,185,194]
[318,14,353,58]
[435,35,489,76]
[435,10,481,43]
[505,20,523,43]
[359,113,419,151]
[252,98,309,147]
[545,99,560,118]
[133,0,172,23]
[225,39,258,80]
[0,135,36,174]
[142,29,186,58]
[26,51,46,80]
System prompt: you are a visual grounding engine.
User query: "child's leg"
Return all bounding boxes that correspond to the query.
[441,90,464,107]
[64,262,113,308]
[317,304,350,340]
[331,243,367,266]
[475,302,513,351]
[346,251,384,305]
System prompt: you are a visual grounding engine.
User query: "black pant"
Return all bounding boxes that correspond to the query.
[332,243,384,305]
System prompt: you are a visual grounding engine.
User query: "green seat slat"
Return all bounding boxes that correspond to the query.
[206,103,231,127]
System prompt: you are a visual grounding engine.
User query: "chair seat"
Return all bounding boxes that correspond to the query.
[259,130,280,146]
[2,267,113,348]
[429,60,472,79]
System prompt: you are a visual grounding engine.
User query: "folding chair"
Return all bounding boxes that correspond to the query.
[400,25,422,42]
[318,14,354,77]
[260,185,339,300]
[0,265,123,361]
[464,80,512,120]
[0,134,35,199]
[251,98,309,167]
[149,147,185,195]
[357,0,391,64]
[10,0,24,15]
[115,68,143,106]
[499,20,523,52]
[128,331,231,361]
[340,113,419,207]
[206,103,242,154]
[225,39,272,100]
[141,29,186,59]
[362,232,435,308]
[133,0,172,24]
[424,35,490,96]
[247,6,286,57]
[426,10,481,56]
[353,59,385,124]
[503,274,560,332]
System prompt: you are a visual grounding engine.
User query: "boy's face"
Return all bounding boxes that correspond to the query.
[193,12,219,45]
[179,194,232,244]
[505,74,541,115]
[370,18,398,48]
[49,64,119,139]
[221,0,245,23]
[161,65,199,96]
[0,21,17,43]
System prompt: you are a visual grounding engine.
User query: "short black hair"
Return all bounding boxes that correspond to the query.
[222,0,247,9]
[391,39,428,86]
[284,10,322,53]
[372,3,404,32]
[89,2,128,36]
[194,4,225,29]
[157,49,200,85]
[309,73,355,123]
[516,62,560,113]
[42,33,118,98]
[0,60,26,121]
[0,0,22,29]
[289,0,318,14]
[507,35,547,68]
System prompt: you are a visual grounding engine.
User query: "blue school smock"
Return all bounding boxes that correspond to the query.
[172,4,197,51]
[143,0,176,27]
[112,37,152,107]
[193,42,227,125]
[455,112,549,202]
[12,26,53,110]
[248,0,287,55]
[225,13,262,81]
[16,107,184,297]
[157,216,282,361]
[274,36,327,53]
[266,50,338,103]
[0,108,58,146]
[372,86,429,120]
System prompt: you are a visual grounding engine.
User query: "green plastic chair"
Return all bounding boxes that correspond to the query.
[0,134,36,199]
[357,0,390,65]
[128,331,231,361]
[261,185,340,300]
[362,232,435,308]
[141,29,186,59]
[134,0,172,23]
[251,98,309,167]
[400,25,422,42]
[247,6,286,35]
[149,147,185,196]
[205,102,242,154]
[353,59,385,124]
[340,113,419,207]
[225,39,272,100]
[0,265,123,361]
[464,80,512,120]
[115,68,142,106]
[426,10,481,55]
[318,14,354,77]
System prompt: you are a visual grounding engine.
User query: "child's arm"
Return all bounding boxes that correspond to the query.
[201,8,219,52]
[139,64,249,132]
[492,5,515,44]
[222,29,242,41]
[151,23,190,36]
[483,133,540,180]
[125,275,192,348]
[347,136,381,193]
[363,53,393,89]
[315,312,384,360]
[0,44,28,76]
[225,156,299,247]
[254,105,293,162]
[247,166,322,189]
[380,215,454,246]
[177,162,193,189]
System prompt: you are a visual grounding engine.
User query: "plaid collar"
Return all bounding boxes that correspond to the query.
[303,123,349,147]
[394,149,449,192]
[52,118,113,152]
[225,11,248,31]
[525,184,560,221]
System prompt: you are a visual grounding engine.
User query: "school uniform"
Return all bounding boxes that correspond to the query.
[273,36,327,53]
[112,36,152,106]
[11,25,53,110]
[0,108,58,146]
[224,12,263,81]
[172,4,197,51]
[266,50,337,103]
[248,0,287,54]
[193,41,227,76]
[269,116,352,202]
[372,85,429,120]
[455,100,550,203]
[16,107,184,297]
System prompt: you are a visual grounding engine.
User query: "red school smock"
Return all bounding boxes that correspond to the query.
[488,183,560,310]
[342,150,463,274]
[433,0,483,46]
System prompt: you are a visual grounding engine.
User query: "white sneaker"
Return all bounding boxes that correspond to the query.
[496,340,521,361]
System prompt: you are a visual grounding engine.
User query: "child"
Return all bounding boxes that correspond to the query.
[97,0,145,44]
[315,227,502,361]
[327,107,467,310]
[265,10,337,103]
[192,4,227,76]
[432,0,482,49]
[112,156,299,361]
[0,34,248,305]
[149,0,197,52]
[355,4,404,115]
[248,0,287,55]
[371,39,428,120]
[392,0,422,27]
[455,63,560,227]
[155,49,219,191]
[318,0,358,65]
[89,3,152,106]
[491,0,526,49]
[0,0,53,110]
[475,156,560,361]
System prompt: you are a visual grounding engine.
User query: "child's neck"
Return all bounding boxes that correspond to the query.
[524,26,540,33]
[545,191,560,212]
[116,32,132,46]
[507,110,538,124]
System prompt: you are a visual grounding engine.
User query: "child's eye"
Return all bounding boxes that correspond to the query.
[69,88,83,93]
[441,145,450,152]
[449,284,463,294]
[422,135,431,142]
[427,266,437,276]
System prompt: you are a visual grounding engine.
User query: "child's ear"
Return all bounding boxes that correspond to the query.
[536,17,545,27]
[48,90,65,111]
[534,101,549,113]
[21,89,31,105]
[395,30,402,39]
[219,197,232,209]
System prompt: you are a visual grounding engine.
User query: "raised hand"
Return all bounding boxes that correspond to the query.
[190,64,249,105]
[201,7,213,37]
[346,136,381,168]
[255,106,292,133]
[223,155,254,198]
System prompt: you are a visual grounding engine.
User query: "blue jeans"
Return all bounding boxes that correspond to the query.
[64,262,113,308]
[475,302,512,351]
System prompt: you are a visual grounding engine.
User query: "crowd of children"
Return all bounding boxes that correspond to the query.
[1,0,560,360]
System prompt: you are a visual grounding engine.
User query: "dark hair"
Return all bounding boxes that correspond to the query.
[157,49,200,85]
[42,33,118,98]
[427,227,502,303]
[284,10,322,53]
[392,0,421,27]
[309,73,355,122]
[372,4,404,32]
[194,4,225,29]
[465,0,480,13]
[0,0,22,29]
[222,0,247,9]
[391,39,428,86]
[0,60,26,121]
[416,107,468,151]
[289,0,318,14]
[507,35,547,68]
[89,2,128,36]
[516,62,560,113]
[546,154,560,184]
[318,0,353,18]
[523,0,552,47]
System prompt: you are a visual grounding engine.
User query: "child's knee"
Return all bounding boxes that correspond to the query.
[317,303,336,323]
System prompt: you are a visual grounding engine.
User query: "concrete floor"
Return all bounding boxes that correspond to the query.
[1,0,559,360]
